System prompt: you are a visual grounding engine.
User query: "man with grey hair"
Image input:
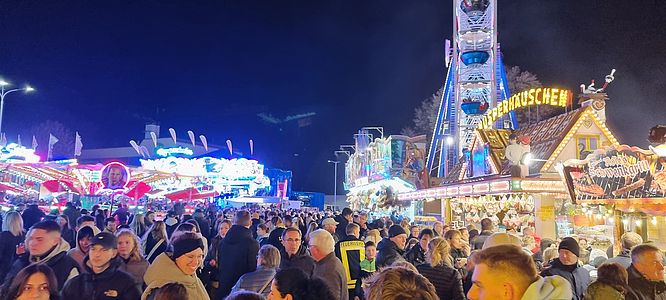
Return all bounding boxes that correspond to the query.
[309,229,349,300]
[626,243,666,300]
[606,232,643,268]
[230,244,281,297]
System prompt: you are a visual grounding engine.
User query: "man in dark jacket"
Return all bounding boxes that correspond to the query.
[1,220,80,295]
[216,210,260,299]
[61,232,141,299]
[540,237,590,300]
[22,204,45,231]
[335,223,365,299]
[62,202,80,230]
[279,227,315,276]
[471,218,494,250]
[626,244,666,300]
[375,225,408,268]
[404,228,434,266]
[335,207,353,240]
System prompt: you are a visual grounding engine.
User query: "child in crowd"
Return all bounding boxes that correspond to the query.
[361,241,377,277]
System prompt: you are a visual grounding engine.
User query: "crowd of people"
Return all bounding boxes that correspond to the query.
[0,202,664,300]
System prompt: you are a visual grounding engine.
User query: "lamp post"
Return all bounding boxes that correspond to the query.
[0,80,34,134]
[327,160,339,210]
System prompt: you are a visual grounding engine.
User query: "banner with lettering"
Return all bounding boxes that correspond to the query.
[561,145,666,203]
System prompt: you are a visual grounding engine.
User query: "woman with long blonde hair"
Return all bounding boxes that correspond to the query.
[415,237,465,300]
[130,213,147,238]
[142,220,168,263]
[0,211,24,281]
[117,228,149,291]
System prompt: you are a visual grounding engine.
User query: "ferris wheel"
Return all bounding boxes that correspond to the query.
[426,0,517,178]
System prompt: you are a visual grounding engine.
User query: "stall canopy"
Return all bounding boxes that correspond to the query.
[124,181,152,199]
[42,179,79,194]
[164,188,219,201]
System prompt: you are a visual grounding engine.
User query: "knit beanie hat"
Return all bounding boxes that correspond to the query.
[388,225,407,238]
[558,237,580,257]
[171,236,204,260]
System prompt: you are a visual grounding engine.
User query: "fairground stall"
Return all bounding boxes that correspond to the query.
[343,129,427,220]
[561,134,666,253]
[0,144,291,213]
[400,86,622,240]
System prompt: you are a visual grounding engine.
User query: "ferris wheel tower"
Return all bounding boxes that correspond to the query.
[426,0,517,178]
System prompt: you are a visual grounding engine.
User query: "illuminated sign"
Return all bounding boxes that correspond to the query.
[100,162,131,190]
[156,146,194,157]
[478,87,572,130]
[562,145,666,203]
[0,143,41,163]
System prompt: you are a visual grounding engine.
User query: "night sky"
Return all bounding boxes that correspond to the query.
[0,1,664,194]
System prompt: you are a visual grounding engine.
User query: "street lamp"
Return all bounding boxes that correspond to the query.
[0,79,35,134]
[327,160,340,210]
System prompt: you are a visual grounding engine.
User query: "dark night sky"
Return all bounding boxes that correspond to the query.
[0,1,664,194]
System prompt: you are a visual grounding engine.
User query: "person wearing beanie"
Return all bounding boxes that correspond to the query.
[61,232,142,300]
[143,231,209,300]
[540,237,590,300]
[375,224,408,268]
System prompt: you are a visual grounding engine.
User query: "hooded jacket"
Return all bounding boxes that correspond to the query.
[230,266,276,297]
[143,252,209,300]
[216,225,260,299]
[521,275,573,300]
[626,264,666,300]
[540,258,590,300]
[67,225,101,270]
[61,256,141,300]
[1,237,79,294]
[375,238,405,269]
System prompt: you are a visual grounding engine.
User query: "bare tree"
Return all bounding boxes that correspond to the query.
[402,65,555,139]
[28,120,75,159]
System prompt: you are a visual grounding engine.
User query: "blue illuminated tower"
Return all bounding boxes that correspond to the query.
[426,0,517,178]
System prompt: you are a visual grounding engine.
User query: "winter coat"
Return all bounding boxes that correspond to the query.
[143,234,166,264]
[626,264,666,300]
[540,258,591,300]
[2,238,79,293]
[522,275,574,300]
[61,256,141,300]
[0,231,23,281]
[335,215,350,241]
[416,263,465,300]
[404,243,426,266]
[266,226,285,252]
[313,252,349,300]
[204,234,223,281]
[375,238,405,269]
[606,250,632,269]
[195,217,211,240]
[62,206,81,230]
[118,254,149,292]
[61,226,76,249]
[67,225,101,271]
[584,281,626,300]
[230,266,276,297]
[142,252,209,300]
[279,245,315,277]
[22,205,45,230]
[471,230,492,250]
[216,225,260,299]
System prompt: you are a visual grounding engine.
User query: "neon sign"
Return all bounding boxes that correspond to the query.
[0,143,41,163]
[478,87,571,130]
[156,146,194,157]
[100,162,131,190]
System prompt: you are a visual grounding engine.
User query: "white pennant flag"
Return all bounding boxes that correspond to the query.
[32,135,38,150]
[17,134,22,147]
[47,134,59,160]
[74,132,83,156]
